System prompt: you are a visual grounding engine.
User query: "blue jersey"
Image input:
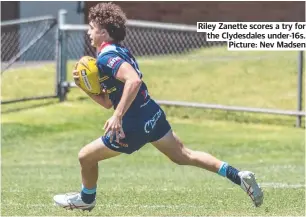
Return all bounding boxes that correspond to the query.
[96,43,171,154]
[96,43,150,117]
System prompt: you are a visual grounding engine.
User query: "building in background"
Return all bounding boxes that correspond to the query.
[1,1,83,23]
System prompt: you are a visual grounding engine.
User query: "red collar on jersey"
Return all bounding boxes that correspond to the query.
[98,42,112,53]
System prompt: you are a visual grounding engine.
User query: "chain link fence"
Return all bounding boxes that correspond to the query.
[66,32,95,59]
[62,23,224,60]
[123,25,222,56]
[63,21,224,59]
[1,16,58,103]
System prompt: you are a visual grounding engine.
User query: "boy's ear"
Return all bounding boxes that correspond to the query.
[100,29,108,36]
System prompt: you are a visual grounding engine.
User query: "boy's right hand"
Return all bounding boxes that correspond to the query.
[72,69,81,88]
[73,63,105,95]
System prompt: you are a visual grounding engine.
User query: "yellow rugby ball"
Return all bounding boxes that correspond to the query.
[75,56,101,95]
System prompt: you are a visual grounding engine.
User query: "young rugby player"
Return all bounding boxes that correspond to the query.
[54,3,263,211]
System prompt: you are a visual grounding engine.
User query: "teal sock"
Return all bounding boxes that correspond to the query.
[218,162,228,177]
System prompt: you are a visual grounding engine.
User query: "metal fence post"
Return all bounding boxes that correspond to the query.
[55,12,61,100]
[56,9,68,102]
[296,51,304,128]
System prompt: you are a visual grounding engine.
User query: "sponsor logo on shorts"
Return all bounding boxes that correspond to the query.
[111,143,120,149]
[144,109,162,134]
[106,132,128,148]
[118,142,128,147]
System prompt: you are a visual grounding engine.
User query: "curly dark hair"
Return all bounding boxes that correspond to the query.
[88,2,127,42]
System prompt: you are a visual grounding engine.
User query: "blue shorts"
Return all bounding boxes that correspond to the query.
[102,100,171,154]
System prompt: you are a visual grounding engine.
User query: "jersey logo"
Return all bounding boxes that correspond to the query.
[141,90,148,100]
[107,86,117,94]
[99,76,109,82]
[107,56,122,68]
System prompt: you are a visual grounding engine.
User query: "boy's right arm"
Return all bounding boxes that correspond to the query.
[83,90,113,109]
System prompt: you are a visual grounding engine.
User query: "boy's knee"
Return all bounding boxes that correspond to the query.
[78,149,87,164]
[170,157,187,165]
[78,147,96,165]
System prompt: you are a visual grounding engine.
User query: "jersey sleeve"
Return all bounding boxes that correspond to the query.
[96,53,125,77]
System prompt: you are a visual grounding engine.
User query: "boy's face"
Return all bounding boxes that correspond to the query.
[87,21,104,48]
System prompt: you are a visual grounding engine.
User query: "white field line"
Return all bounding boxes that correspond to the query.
[2,204,210,208]
[2,182,304,194]
[260,182,305,189]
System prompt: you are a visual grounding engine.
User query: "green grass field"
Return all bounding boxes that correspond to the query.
[1,47,305,216]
